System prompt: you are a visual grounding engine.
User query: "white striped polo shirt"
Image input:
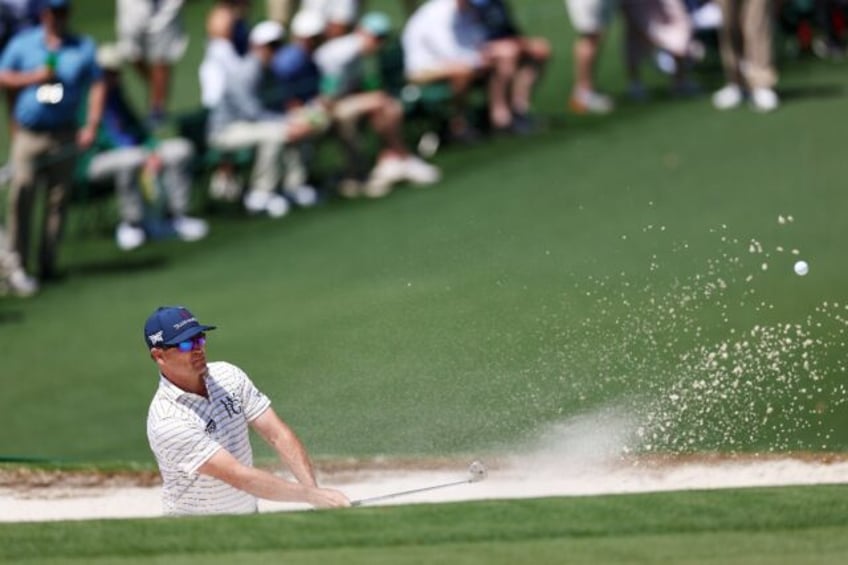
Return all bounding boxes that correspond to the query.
[147,361,272,516]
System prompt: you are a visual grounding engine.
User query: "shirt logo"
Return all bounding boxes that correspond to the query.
[205,419,217,435]
[148,330,164,345]
[220,396,243,418]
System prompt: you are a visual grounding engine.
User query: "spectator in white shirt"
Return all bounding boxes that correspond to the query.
[315,11,441,198]
[401,0,495,141]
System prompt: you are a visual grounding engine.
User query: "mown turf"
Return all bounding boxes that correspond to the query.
[1,4,846,463]
[2,485,848,564]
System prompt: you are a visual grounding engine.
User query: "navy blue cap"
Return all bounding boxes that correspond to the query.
[46,0,71,9]
[144,306,216,349]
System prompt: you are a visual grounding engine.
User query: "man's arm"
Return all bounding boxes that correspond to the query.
[78,78,105,148]
[0,66,53,89]
[250,407,319,488]
[197,448,350,508]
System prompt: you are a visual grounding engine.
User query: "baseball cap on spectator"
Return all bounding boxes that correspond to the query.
[249,20,285,46]
[291,10,326,38]
[144,306,217,349]
[96,43,124,72]
[47,0,71,8]
[326,2,356,24]
[359,12,391,38]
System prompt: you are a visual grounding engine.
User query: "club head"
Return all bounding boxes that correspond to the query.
[468,459,487,482]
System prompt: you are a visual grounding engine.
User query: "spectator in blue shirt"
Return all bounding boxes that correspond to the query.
[268,25,322,110]
[0,0,105,288]
[1,0,41,139]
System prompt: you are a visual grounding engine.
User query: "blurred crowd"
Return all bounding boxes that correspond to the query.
[0,0,844,297]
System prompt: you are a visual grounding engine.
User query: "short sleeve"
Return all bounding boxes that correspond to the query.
[229,364,272,422]
[148,417,222,475]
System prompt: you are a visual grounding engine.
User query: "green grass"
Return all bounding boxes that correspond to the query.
[1,2,848,463]
[2,3,848,564]
[3,485,848,564]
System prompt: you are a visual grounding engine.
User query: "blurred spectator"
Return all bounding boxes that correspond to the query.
[712,0,779,112]
[116,0,188,127]
[200,0,252,201]
[563,0,615,114]
[470,0,551,133]
[0,0,39,49]
[401,0,491,141]
[0,0,105,290]
[620,0,697,100]
[302,0,360,38]
[0,228,35,296]
[1,0,40,138]
[206,20,317,217]
[315,11,441,198]
[228,0,253,56]
[82,44,208,251]
[266,9,332,205]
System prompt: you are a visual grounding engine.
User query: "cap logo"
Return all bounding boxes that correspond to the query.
[173,317,197,330]
[148,330,164,345]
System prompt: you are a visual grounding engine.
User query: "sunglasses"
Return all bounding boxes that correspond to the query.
[164,334,206,353]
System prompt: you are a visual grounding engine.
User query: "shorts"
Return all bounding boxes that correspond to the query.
[565,0,616,34]
[116,0,188,64]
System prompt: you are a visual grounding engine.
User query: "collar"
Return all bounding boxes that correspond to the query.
[157,373,209,401]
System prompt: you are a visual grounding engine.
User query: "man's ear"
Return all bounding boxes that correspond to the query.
[150,348,166,364]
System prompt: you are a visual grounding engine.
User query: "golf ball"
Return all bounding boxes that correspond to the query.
[794,260,809,276]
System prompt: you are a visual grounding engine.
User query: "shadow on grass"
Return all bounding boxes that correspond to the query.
[0,308,25,325]
[779,82,847,102]
[68,254,171,278]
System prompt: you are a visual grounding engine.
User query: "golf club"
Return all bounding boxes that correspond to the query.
[351,460,488,507]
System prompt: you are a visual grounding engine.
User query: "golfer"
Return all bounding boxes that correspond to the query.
[144,305,350,515]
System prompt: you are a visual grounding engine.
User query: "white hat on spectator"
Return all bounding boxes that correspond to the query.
[291,10,326,38]
[249,20,285,46]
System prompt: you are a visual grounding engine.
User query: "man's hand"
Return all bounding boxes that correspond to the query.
[77,123,97,148]
[145,153,163,174]
[199,449,352,509]
[308,487,351,509]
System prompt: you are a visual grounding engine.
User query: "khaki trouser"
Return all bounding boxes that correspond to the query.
[266,0,296,25]
[209,119,308,195]
[717,0,777,89]
[6,127,77,277]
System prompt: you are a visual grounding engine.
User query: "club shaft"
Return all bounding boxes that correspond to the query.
[352,478,471,507]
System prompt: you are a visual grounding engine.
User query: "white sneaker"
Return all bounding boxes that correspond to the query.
[172,216,209,242]
[712,83,743,110]
[364,157,406,198]
[7,268,38,297]
[569,89,614,115]
[750,87,779,113]
[244,191,289,218]
[402,156,441,186]
[244,190,270,214]
[115,222,146,251]
[285,184,318,207]
[362,179,394,199]
[417,131,440,158]
[265,194,290,218]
